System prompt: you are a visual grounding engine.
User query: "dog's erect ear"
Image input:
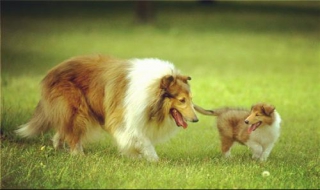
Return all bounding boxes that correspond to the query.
[177,75,191,83]
[262,104,275,116]
[160,75,174,89]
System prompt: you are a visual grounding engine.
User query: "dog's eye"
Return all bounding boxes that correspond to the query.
[164,93,173,98]
[179,98,186,103]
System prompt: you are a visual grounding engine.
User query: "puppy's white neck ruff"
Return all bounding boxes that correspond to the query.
[273,110,282,128]
[254,110,281,133]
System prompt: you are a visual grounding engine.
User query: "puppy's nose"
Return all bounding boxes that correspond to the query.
[192,118,199,123]
[244,120,249,124]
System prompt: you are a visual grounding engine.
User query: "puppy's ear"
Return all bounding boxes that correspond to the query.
[262,104,275,116]
[177,75,191,83]
[160,75,174,89]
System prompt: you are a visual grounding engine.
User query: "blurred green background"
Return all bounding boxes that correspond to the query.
[2,1,319,75]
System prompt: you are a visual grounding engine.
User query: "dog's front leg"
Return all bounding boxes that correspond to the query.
[135,138,159,162]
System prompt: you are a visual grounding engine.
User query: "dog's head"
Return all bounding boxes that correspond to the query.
[245,103,275,133]
[160,74,198,128]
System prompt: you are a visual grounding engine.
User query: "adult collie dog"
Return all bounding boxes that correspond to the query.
[16,55,199,162]
[194,103,281,161]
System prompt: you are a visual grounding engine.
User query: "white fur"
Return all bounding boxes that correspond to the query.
[15,124,30,138]
[245,110,281,161]
[113,58,182,162]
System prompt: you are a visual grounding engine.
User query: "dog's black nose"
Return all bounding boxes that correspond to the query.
[244,120,249,124]
[193,118,199,123]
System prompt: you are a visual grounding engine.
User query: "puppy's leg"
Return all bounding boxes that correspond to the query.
[220,136,234,158]
[246,141,263,160]
[260,143,275,161]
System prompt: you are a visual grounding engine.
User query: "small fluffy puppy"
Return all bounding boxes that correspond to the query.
[195,103,281,161]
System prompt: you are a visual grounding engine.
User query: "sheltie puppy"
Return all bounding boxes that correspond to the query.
[194,103,281,161]
[16,55,199,162]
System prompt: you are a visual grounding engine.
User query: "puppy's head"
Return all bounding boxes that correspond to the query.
[244,103,275,133]
[161,75,198,128]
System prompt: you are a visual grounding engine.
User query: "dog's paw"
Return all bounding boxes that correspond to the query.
[252,154,260,160]
[259,156,268,162]
[223,150,232,158]
[145,154,159,162]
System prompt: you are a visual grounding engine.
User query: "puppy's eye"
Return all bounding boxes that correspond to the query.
[164,93,173,98]
[179,98,186,103]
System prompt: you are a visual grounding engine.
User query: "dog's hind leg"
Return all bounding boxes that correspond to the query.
[220,136,234,158]
[50,83,91,156]
[69,139,84,156]
[51,114,86,155]
[65,102,93,156]
[52,132,63,150]
[64,115,86,156]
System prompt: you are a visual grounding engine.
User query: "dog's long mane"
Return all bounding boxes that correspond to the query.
[148,90,171,124]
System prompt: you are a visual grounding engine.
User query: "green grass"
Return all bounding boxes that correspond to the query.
[1,1,320,189]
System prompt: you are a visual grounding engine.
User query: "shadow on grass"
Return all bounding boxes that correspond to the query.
[2,49,67,77]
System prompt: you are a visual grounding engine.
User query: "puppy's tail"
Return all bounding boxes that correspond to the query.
[15,101,51,138]
[194,104,218,116]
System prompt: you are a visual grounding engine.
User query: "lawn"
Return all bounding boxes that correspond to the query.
[1,1,319,189]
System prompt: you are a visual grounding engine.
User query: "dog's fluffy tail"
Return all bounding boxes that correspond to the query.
[194,104,217,116]
[15,101,51,138]
[194,104,235,116]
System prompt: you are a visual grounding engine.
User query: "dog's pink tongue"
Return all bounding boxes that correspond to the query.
[248,126,254,134]
[179,117,188,129]
[248,123,259,134]
[171,109,188,129]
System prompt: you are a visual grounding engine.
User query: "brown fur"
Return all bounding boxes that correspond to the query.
[27,55,129,153]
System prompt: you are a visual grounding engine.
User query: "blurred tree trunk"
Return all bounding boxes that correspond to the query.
[136,1,154,23]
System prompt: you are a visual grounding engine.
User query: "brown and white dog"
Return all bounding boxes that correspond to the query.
[195,103,281,161]
[16,55,199,162]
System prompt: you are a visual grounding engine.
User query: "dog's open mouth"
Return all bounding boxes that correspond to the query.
[170,109,188,129]
[248,121,262,133]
